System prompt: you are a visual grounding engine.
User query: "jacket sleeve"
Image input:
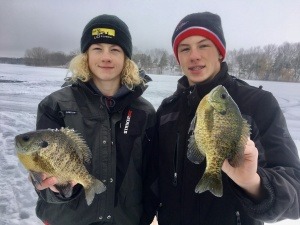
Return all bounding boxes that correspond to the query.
[35,95,83,203]
[233,91,300,222]
[36,95,65,130]
[139,110,160,225]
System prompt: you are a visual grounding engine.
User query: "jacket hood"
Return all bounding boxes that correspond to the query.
[65,69,151,112]
[62,69,151,97]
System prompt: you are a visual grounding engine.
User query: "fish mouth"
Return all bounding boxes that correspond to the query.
[208,99,227,115]
[15,140,29,154]
[15,140,22,149]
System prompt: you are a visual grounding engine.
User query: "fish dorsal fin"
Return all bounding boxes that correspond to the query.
[187,116,205,164]
[60,127,92,164]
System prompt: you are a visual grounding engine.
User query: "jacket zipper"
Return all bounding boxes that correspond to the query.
[236,211,241,225]
[173,133,180,186]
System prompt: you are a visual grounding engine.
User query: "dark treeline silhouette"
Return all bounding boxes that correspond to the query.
[133,42,300,82]
[0,42,299,82]
[227,42,300,82]
[21,47,80,67]
[0,57,24,64]
[132,48,171,75]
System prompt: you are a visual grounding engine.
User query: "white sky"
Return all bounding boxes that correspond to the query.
[0,0,300,57]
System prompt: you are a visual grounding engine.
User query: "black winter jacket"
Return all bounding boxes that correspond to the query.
[156,62,300,225]
[35,74,158,225]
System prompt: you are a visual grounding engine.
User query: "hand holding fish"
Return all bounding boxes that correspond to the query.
[187,85,251,197]
[16,128,106,205]
[29,173,77,193]
[29,173,58,192]
[222,138,264,201]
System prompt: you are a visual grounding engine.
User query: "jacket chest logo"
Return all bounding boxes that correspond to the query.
[124,110,133,134]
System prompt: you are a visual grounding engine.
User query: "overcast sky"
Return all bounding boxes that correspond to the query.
[1,0,300,58]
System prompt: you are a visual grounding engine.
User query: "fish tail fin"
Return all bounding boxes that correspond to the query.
[195,172,223,197]
[85,178,106,205]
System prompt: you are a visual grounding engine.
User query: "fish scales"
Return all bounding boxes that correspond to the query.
[188,85,250,197]
[15,127,106,205]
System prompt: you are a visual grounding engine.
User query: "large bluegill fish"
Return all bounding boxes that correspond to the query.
[15,127,106,205]
[188,85,250,197]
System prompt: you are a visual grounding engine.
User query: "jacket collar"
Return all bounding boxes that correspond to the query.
[176,62,232,113]
[176,62,229,94]
[72,69,151,113]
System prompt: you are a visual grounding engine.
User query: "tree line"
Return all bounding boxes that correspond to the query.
[23,47,79,67]
[13,42,300,82]
[227,42,300,82]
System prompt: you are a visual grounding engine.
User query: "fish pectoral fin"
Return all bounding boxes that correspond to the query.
[188,115,197,134]
[54,182,74,198]
[29,171,44,186]
[187,133,205,164]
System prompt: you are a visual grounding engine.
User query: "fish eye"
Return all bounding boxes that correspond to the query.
[220,93,227,99]
[22,135,30,142]
[220,110,227,115]
[39,141,48,148]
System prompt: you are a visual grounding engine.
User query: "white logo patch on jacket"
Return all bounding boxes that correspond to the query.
[124,110,133,134]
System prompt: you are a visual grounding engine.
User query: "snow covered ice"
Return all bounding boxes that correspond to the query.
[0,63,299,225]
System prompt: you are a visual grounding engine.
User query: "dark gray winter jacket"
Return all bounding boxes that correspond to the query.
[156,62,300,225]
[35,74,159,225]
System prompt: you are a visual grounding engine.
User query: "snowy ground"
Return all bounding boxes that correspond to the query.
[0,63,299,225]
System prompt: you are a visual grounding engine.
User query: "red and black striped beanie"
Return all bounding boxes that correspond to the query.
[172,12,226,63]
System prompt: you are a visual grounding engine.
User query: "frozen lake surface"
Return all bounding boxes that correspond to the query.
[0,63,299,225]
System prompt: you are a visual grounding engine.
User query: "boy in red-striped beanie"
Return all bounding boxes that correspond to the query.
[156,11,300,225]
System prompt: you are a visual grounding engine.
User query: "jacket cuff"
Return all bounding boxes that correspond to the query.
[229,167,275,215]
[37,184,83,203]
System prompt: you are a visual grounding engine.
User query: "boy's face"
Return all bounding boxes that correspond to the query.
[87,43,125,85]
[177,35,222,86]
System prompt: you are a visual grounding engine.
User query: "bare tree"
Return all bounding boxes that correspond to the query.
[19,42,300,81]
[227,42,300,82]
[48,51,68,67]
[273,42,293,81]
[158,52,168,74]
[168,54,178,73]
[290,43,300,81]
[262,44,277,80]
[24,47,49,66]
